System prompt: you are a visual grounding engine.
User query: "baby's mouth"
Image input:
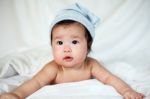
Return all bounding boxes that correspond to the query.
[63,56,73,62]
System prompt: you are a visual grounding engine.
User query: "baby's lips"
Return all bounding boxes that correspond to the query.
[63,56,73,62]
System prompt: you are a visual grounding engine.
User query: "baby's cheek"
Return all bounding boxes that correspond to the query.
[53,55,62,65]
[75,53,87,63]
[53,46,63,54]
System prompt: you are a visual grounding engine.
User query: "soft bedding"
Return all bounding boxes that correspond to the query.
[26,79,150,99]
[27,79,122,99]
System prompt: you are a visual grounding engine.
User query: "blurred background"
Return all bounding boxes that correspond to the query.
[0,0,127,57]
[0,0,150,65]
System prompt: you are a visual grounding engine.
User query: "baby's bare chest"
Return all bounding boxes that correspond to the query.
[53,70,92,84]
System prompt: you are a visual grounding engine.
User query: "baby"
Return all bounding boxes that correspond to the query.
[0,3,145,99]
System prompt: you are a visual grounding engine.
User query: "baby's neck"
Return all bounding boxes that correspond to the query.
[61,63,85,72]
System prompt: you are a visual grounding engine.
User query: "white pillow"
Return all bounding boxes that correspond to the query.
[0,46,53,78]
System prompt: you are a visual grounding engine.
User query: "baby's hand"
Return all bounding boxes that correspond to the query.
[123,90,145,99]
[0,93,21,99]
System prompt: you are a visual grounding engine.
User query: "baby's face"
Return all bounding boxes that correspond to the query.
[51,23,88,68]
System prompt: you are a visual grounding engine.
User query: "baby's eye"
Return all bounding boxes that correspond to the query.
[72,40,79,44]
[57,41,63,45]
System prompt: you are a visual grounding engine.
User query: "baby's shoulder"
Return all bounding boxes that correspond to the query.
[86,57,102,67]
[43,60,59,71]
[86,57,99,64]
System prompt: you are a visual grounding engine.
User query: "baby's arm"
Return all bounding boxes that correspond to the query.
[0,78,43,99]
[91,58,145,99]
[0,61,57,99]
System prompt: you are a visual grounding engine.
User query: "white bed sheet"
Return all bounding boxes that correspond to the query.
[0,76,29,94]
[1,77,150,99]
[27,79,122,99]
[26,79,150,99]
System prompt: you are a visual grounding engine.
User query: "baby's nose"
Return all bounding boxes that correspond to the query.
[64,45,72,53]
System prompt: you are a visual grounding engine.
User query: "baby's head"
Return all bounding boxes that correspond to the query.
[49,3,100,54]
[50,19,92,67]
[51,20,93,53]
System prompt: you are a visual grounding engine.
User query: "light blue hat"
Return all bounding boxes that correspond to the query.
[50,3,100,39]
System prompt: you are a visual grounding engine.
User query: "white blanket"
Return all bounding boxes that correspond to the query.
[27,79,122,99]
[27,79,150,99]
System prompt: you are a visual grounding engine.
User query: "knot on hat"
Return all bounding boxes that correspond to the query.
[64,3,100,28]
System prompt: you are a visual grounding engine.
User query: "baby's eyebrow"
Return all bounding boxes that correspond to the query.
[71,35,82,39]
[53,36,62,40]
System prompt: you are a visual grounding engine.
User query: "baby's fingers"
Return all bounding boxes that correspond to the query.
[123,92,145,99]
[134,93,145,99]
[137,93,145,99]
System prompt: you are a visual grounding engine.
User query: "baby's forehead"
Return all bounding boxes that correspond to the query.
[53,32,85,39]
